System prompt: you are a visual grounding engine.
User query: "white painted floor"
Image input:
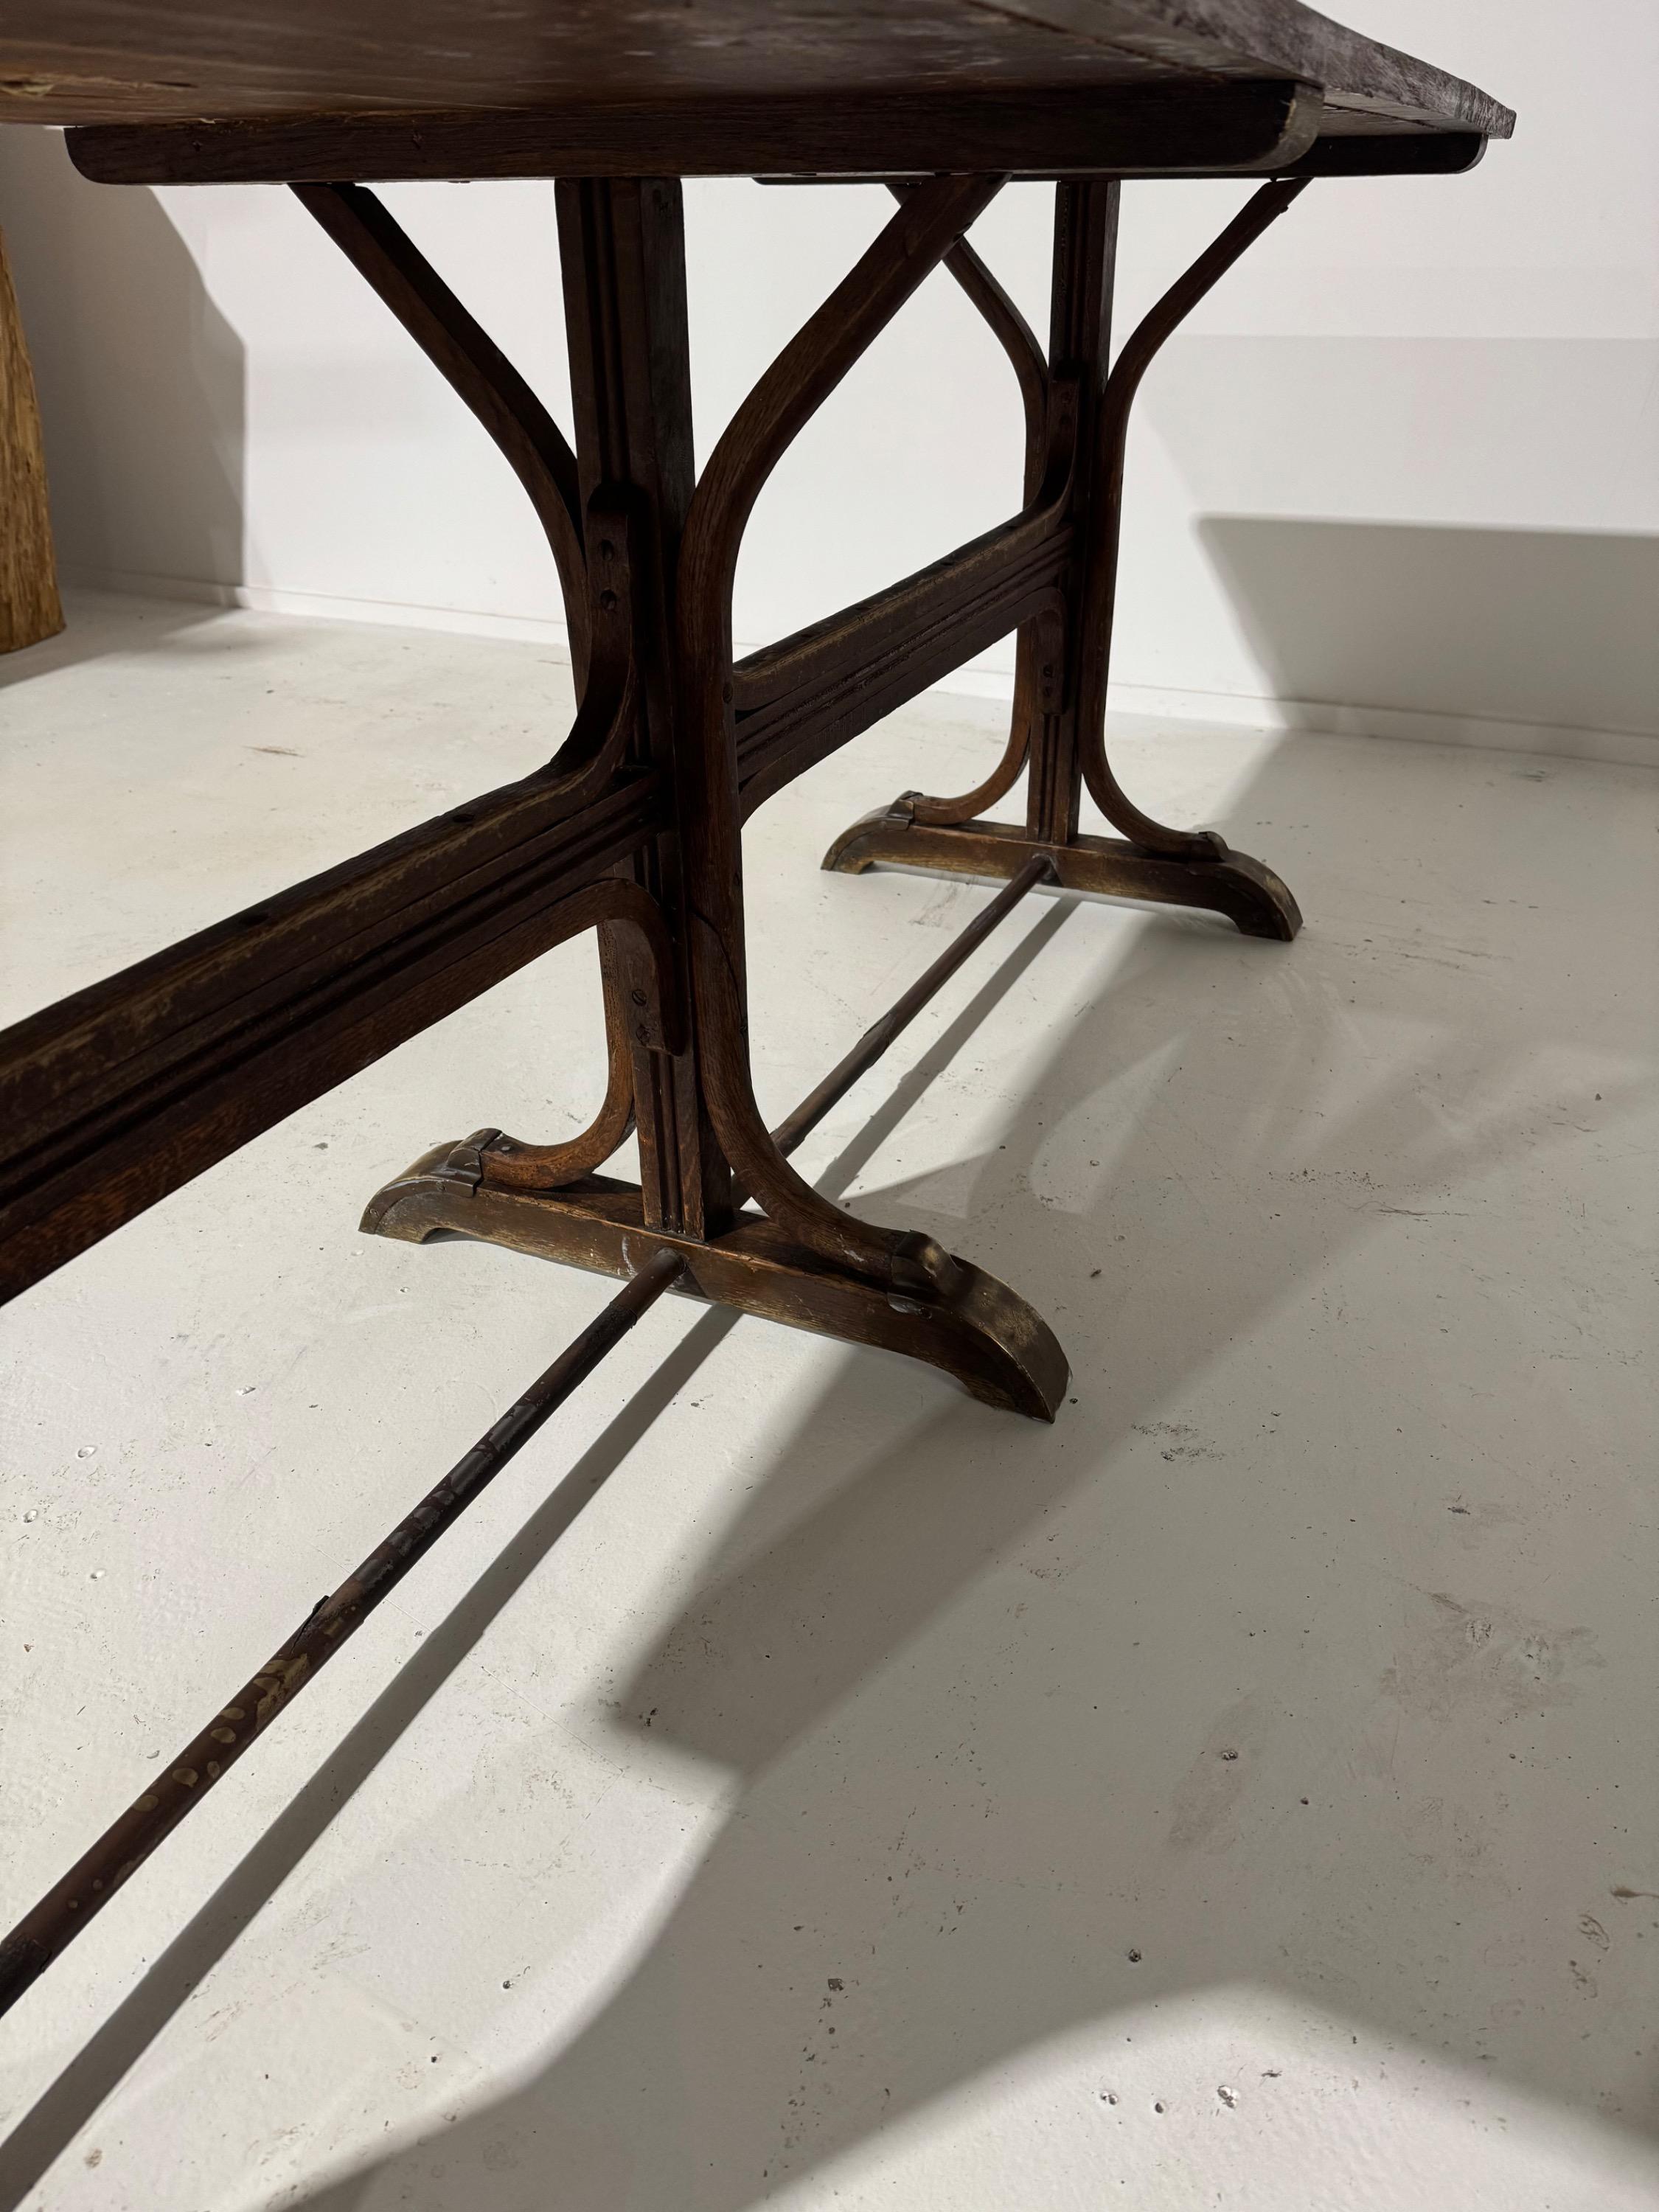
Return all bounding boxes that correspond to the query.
[1,591,1655,2211]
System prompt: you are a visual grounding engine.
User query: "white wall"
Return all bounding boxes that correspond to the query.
[1,0,1655,751]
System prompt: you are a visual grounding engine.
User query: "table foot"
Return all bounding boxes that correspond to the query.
[362,1135,1069,1421]
[823,801,1301,942]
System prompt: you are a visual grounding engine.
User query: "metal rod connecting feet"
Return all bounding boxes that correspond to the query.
[365,854,1069,1422]
[0,860,1068,2014]
[0,1248,686,2018]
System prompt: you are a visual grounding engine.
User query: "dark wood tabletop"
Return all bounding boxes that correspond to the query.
[4,1,1512,182]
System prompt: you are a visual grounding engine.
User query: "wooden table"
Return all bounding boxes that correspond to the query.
[0,2,1513,1408]
[0,4,1511,2007]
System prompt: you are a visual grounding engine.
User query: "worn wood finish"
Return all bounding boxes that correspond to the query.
[0,226,62,655]
[0,856,678,1304]
[554,175,732,1239]
[824,805,1301,940]
[0,848,1068,2018]
[66,83,1327,186]
[821,173,1311,917]
[675,173,1010,1300]
[1076,175,1308,852]
[366,1150,1067,1421]
[0,156,1356,1336]
[378,850,1068,1420]
[481,958,637,1192]
[911,205,1053,831]
[1028,177,1120,850]
[0,509,675,1301]
[2,1,1514,142]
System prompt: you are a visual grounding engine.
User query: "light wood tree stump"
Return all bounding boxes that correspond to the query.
[0,223,63,653]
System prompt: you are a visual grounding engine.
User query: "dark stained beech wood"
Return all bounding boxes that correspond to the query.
[481,957,638,1192]
[819,174,1312,940]
[824,807,1302,942]
[3,1,1513,140]
[1075,175,1310,856]
[0,529,676,1304]
[0,843,1071,2011]
[0,858,676,1306]
[366,1161,1067,1420]
[731,497,1074,820]
[64,82,1325,184]
[908,197,1051,831]
[367,852,1068,1419]
[675,173,1009,1299]
[0,138,1481,1312]
[554,176,733,1242]
[0,226,63,654]
[1026,177,1119,851]
[0,118,1495,1326]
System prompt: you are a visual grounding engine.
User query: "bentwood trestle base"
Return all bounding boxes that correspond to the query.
[0,156,1489,1418]
[341,167,1318,1422]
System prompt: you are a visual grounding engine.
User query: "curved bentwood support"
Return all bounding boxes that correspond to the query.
[1077,176,1310,855]
[366,855,1069,1420]
[363,169,1315,1417]
[296,181,653,1191]
[824,175,1309,942]
[355,173,1073,1413]
[905,194,1052,829]
[675,173,1013,1299]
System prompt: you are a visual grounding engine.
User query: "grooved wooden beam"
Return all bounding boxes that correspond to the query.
[733,509,1074,816]
[0,757,669,1305]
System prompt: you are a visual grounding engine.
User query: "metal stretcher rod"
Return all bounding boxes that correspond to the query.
[0,1247,686,2017]
[770,853,1054,1163]
[0,855,1054,2017]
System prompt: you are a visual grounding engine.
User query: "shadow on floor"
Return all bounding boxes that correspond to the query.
[0,724,1648,2207]
[1202,516,1659,743]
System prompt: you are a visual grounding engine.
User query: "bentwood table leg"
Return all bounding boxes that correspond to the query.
[357,174,1071,1418]
[2,167,1305,1411]
[823,178,1307,944]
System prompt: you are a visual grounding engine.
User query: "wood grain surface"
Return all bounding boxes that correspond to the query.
[0,226,62,655]
[1,0,1512,140]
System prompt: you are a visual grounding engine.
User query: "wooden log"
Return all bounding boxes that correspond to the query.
[0,223,63,654]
